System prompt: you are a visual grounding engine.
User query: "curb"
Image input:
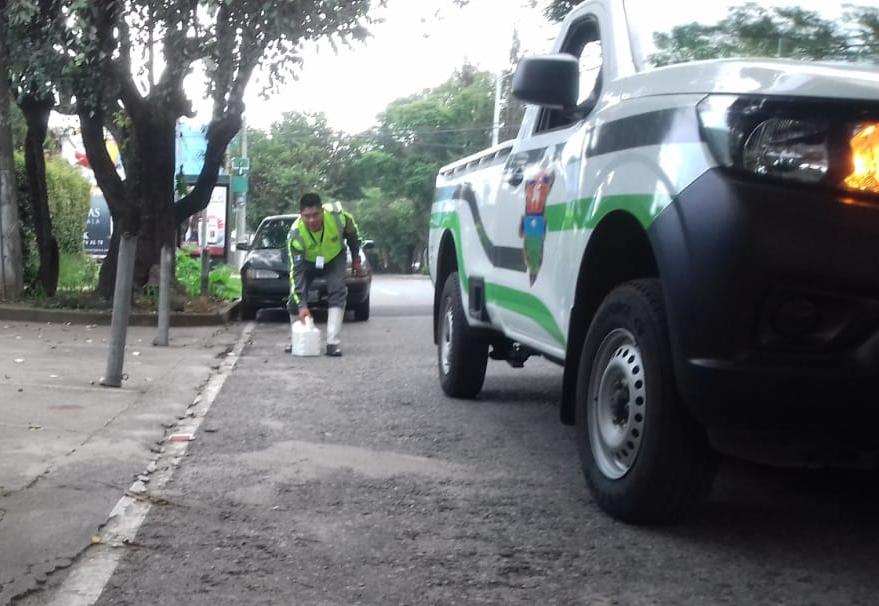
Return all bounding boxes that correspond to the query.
[0,300,241,327]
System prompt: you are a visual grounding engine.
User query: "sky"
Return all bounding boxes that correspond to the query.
[199,0,850,135]
[57,0,858,138]
[229,0,560,134]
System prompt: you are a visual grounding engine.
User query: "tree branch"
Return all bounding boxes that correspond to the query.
[174,114,241,222]
[78,106,132,229]
[114,16,146,119]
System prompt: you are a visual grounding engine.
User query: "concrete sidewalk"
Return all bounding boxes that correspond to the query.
[0,320,241,604]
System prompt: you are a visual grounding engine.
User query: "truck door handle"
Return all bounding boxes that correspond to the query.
[507,167,524,187]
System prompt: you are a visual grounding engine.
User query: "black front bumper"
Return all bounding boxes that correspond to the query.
[650,169,879,447]
[242,275,371,310]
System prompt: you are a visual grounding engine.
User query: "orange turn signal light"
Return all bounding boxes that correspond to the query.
[844,123,879,194]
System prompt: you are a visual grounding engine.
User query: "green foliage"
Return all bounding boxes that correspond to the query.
[57,253,99,291]
[175,250,202,299]
[351,187,422,273]
[244,65,501,273]
[173,250,240,301]
[13,148,90,292]
[45,156,90,254]
[208,264,242,301]
[651,4,879,66]
[545,0,582,22]
[245,112,359,229]
[9,102,26,151]
[13,152,39,288]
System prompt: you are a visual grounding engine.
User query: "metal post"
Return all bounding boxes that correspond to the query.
[154,243,172,346]
[101,233,137,388]
[492,70,504,147]
[236,118,248,270]
[200,210,209,297]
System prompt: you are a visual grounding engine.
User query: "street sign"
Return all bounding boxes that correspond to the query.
[231,157,250,176]
[232,174,249,194]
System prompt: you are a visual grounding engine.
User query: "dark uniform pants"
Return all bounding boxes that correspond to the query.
[289,251,348,313]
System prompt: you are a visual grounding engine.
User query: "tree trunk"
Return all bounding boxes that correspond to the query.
[20,96,59,295]
[0,0,23,299]
[95,113,176,299]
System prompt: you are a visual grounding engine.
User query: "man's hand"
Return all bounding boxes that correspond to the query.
[352,257,364,276]
[298,307,312,322]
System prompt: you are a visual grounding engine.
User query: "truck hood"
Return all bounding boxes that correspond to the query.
[621,58,879,102]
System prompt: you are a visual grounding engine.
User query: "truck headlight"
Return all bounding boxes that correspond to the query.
[245,268,280,280]
[742,118,828,183]
[845,123,879,193]
[697,95,879,196]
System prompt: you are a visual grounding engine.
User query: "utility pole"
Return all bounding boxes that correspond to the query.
[492,71,504,147]
[236,118,248,269]
[0,0,23,300]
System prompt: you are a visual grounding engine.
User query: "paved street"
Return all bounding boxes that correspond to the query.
[14,275,879,605]
[0,322,238,604]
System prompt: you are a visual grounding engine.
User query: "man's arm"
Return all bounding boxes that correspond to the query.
[288,233,310,316]
[342,211,360,259]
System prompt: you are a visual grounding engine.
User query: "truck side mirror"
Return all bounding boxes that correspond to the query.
[236,241,251,251]
[512,54,580,110]
[361,239,376,251]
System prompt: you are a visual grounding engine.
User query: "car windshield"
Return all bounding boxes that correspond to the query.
[624,0,879,71]
[252,218,295,250]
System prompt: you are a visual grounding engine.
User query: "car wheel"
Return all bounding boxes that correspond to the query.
[437,272,488,398]
[575,279,716,524]
[353,295,370,321]
[240,299,257,321]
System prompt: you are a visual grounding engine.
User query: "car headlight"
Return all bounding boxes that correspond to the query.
[697,95,879,196]
[245,268,280,280]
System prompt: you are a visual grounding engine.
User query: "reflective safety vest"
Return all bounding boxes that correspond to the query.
[288,203,348,264]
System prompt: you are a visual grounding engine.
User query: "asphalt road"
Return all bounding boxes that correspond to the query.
[28,275,879,605]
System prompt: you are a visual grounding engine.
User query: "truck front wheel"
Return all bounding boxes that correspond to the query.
[575,279,716,524]
[437,272,488,398]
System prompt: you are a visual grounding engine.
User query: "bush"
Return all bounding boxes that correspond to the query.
[175,249,202,298]
[174,250,241,301]
[14,151,92,292]
[208,264,242,301]
[58,253,100,292]
[45,156,91,255]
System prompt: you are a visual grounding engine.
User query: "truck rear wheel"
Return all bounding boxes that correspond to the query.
[575,279,716,524]
[437,272,488,398]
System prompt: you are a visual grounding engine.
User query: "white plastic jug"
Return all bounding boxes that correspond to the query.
[290,316,322,356]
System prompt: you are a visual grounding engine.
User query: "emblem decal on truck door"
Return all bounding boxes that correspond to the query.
[520,170,555,285]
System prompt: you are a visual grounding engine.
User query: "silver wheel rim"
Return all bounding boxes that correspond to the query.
[440,302,453,375]
[587,328,647,480]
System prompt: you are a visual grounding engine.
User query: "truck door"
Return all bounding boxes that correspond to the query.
[486,12,605,357]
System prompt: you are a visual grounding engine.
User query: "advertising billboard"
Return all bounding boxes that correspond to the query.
[83,193,112,258]
[180,184,229,257]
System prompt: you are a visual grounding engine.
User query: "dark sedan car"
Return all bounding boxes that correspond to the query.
[237,214,373,321]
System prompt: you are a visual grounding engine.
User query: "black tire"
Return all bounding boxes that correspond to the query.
[239,299,256,321]
[437,272,488,398]
[575,279,716,524]
[353,295,370,321]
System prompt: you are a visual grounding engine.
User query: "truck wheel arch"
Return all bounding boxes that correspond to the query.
[561,211,660,425]
[434,230,459,344]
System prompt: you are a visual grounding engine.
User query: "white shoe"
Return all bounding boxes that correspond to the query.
[327,307,344,348]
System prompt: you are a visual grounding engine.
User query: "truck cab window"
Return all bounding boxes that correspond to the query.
[537,17,602,133]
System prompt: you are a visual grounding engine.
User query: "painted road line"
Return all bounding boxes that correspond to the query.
[44,322,255,606]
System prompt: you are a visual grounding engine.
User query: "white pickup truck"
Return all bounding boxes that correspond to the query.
[429,0,879,523]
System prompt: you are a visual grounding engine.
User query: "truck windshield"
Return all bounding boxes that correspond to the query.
[624,0,879,71]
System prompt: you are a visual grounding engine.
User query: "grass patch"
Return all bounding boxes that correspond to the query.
[58,253,100,292]
[18,249,240,311]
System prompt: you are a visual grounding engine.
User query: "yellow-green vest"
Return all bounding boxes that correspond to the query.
[288,203,347,264]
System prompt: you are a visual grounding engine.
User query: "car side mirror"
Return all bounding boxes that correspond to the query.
[361,239,375,251]
[236,241,251,251]
[512,54,580,109]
